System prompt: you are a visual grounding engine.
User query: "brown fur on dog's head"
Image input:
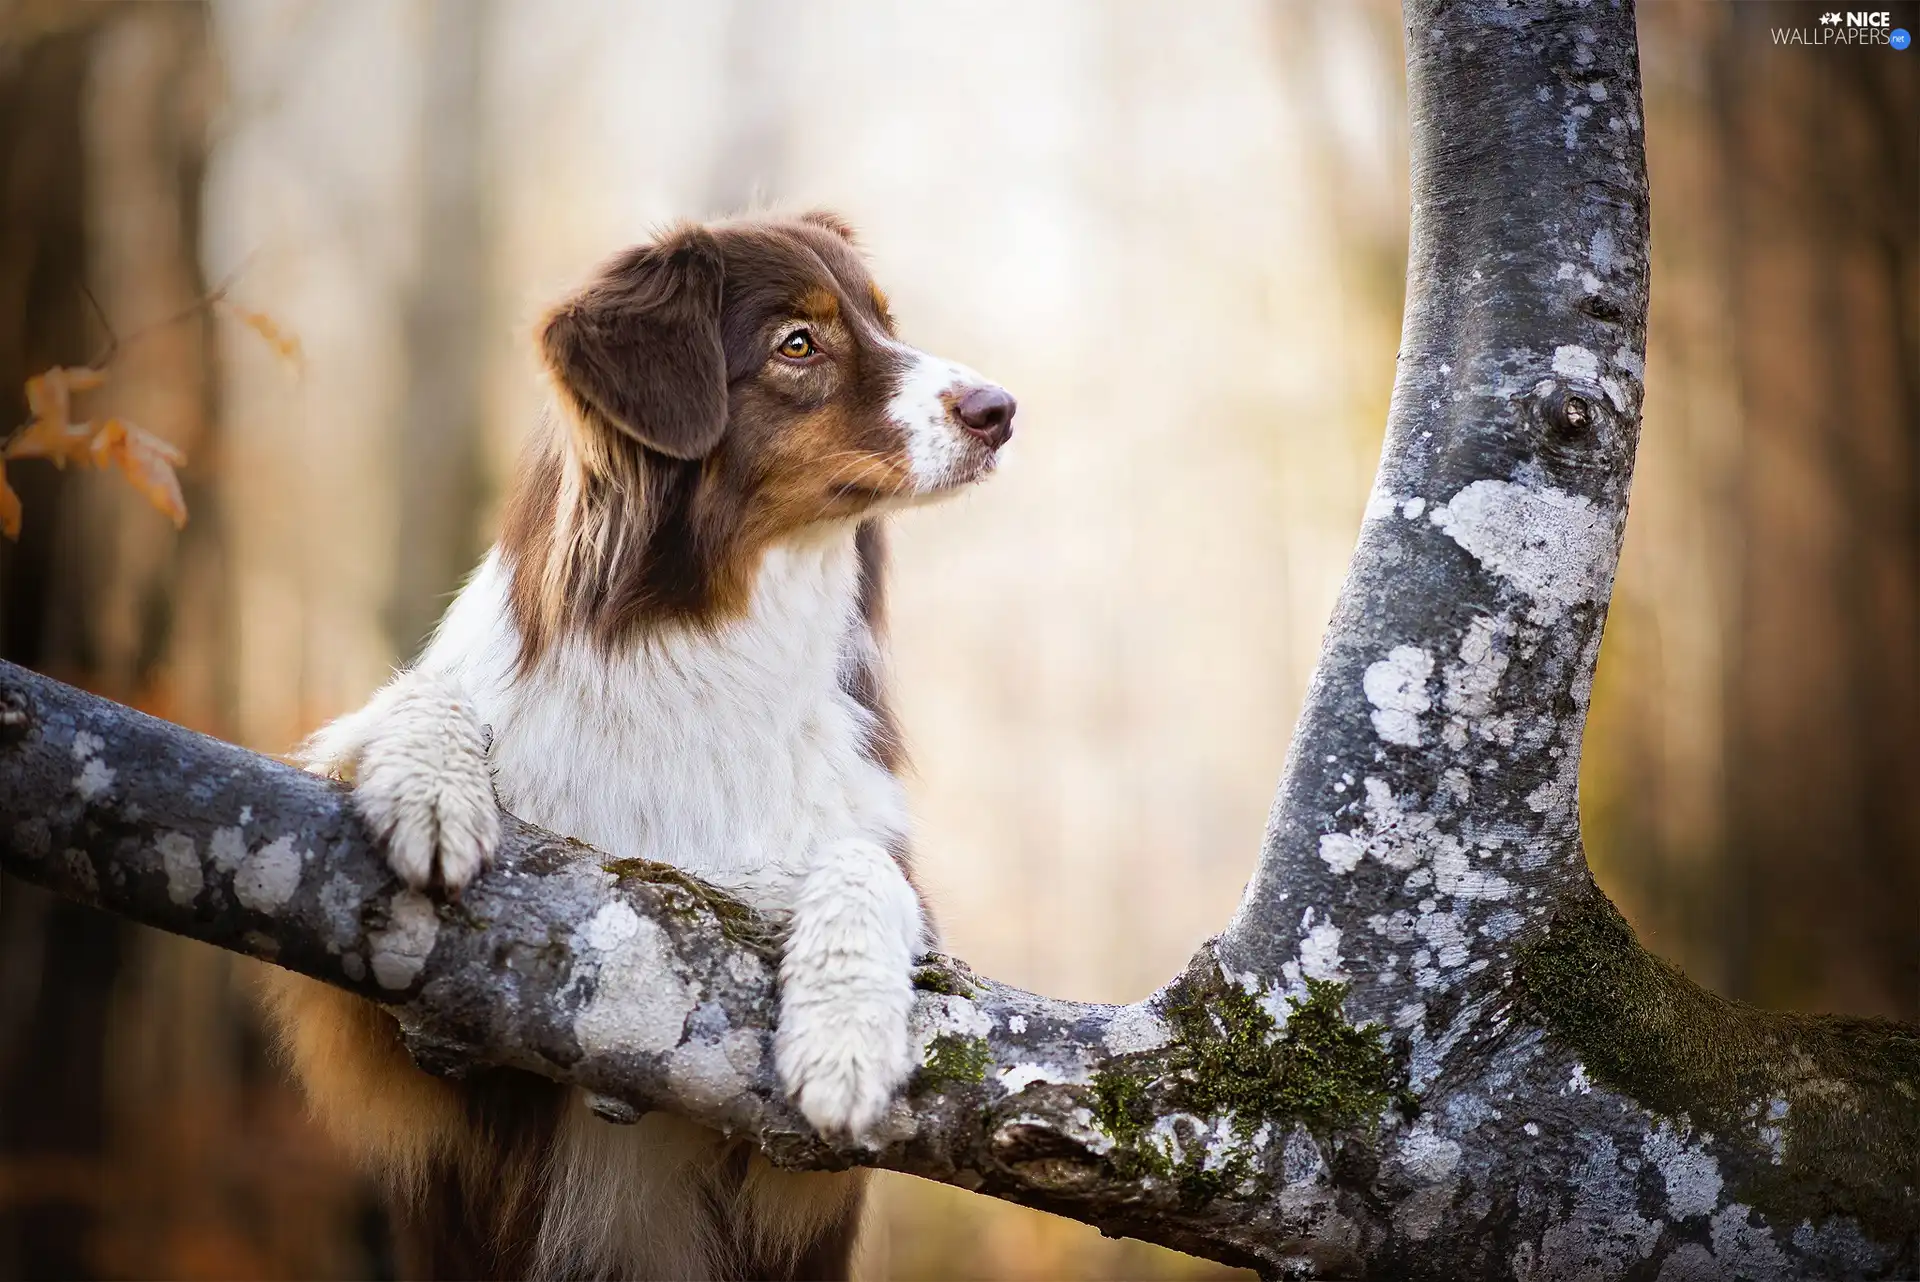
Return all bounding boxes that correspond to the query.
[501,212,1011,667]
[539,228,731,464]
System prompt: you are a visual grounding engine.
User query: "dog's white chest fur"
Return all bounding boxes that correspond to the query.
[418,531,907,911]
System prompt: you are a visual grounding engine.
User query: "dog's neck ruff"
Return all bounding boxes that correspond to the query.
[418,524,898,905]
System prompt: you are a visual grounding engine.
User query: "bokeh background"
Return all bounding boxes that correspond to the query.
[0,1,1913,1277]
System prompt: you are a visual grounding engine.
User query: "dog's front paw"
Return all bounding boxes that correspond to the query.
[304,674,500,893]
[775,988,914,1142]
[354,723,498,893]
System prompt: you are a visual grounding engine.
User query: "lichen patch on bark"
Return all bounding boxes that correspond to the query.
[368,889,440,990]
[233,834,304,913]
[158,831,201,906]
[1428,480,1617,625]
[573,906,694,1058]
[1364,646,1435,746]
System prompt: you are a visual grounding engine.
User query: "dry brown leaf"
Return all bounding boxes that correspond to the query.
[89,418,188,528]
[24,365,107,422]
[221,301,303,370]
[14,366,109,468]
[7,418,96,466]
[6,366,190,534]
[0,460,20,540]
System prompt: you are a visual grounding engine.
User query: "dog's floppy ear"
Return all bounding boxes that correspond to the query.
[798,209,859,244]
[540,227,727,461]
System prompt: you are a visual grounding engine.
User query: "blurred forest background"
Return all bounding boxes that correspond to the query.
[0,0,1913,1277]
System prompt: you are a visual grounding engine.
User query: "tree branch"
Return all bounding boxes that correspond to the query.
[3,1,1917,1278]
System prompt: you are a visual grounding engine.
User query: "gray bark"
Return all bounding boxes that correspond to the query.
[2,1,1916,1278]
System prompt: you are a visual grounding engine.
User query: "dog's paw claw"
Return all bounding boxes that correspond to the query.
[775,998,913,1143]
[349,697,499,893]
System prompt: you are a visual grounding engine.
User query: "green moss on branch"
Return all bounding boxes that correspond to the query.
[1516,880,1920,1242]
[912,957,978,998]
[917,1033,991,1090]
[1089,964,1403,1206]
[601,856,781,953]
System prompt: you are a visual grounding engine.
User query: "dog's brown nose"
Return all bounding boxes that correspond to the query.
[956,386,1016,450]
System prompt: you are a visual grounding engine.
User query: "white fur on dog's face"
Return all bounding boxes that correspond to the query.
[884,346,1004,493]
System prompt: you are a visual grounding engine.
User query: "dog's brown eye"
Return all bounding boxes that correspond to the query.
[778,329,816,360]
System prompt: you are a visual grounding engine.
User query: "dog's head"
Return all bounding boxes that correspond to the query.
[506,212,1014,654]
[543,211,1012,506]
